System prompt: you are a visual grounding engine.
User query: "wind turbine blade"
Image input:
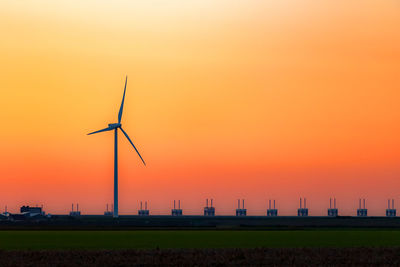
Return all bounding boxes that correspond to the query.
[87,127,113,135]
[118,76,127,123]
[120,127,146,166]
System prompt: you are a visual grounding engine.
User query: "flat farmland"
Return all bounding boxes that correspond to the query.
[1,248,400,266]
[1,230,400,250]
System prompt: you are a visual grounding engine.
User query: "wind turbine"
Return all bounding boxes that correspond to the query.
[88,76,146,218]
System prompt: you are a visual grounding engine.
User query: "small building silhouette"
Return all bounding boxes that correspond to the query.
[297,198,308,216]
[267,199,278,216]
[357,198,368,217]
[386,199,396,217]
[20,205,45,216]
[69,203,81,216]
[138,201,149,216]
[104,204,113,216]
[171,200,183,216]
[236,199,247,216]
[328,198,338,217]
[204,199,215,216]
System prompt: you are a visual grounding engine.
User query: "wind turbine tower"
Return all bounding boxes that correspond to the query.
[88,76,146,218]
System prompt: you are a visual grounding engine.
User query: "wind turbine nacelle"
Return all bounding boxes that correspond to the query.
[108,123,121,128]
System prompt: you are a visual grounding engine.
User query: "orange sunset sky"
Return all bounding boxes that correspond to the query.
[0,1,399,216]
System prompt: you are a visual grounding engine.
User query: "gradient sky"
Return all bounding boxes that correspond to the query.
[0,0,399,216]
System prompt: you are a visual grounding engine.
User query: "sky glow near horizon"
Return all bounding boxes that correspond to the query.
[0,0,399,215]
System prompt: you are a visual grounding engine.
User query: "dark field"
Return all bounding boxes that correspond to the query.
[1,248,400,266]
[2,230,400,266]
[1,230,400,249]
[3,215,400,230]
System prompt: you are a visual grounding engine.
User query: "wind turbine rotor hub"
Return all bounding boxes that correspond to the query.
[108,123,121,128]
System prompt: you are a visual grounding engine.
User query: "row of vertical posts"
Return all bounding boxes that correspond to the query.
[69,198,397,217]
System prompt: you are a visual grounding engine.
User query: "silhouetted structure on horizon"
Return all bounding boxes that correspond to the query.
[236,199,246,216]
[357,198,368,217]
[104,204,113,216]
[7,197,400,218]
[298,198,308,216]
[267,199,278,216]
[328,198,338,217]
[69,203,81,216]
[204,199,215,216]
[386,199,396,217]
[20,205,46,217]
[138,201,149,216]
[171,200,182,216]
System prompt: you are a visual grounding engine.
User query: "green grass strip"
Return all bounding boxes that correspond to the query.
[0,230,400,250]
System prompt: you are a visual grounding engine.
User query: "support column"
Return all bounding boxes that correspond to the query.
[114,128,118,218]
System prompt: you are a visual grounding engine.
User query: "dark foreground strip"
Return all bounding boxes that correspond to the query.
[1,248,400,266]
